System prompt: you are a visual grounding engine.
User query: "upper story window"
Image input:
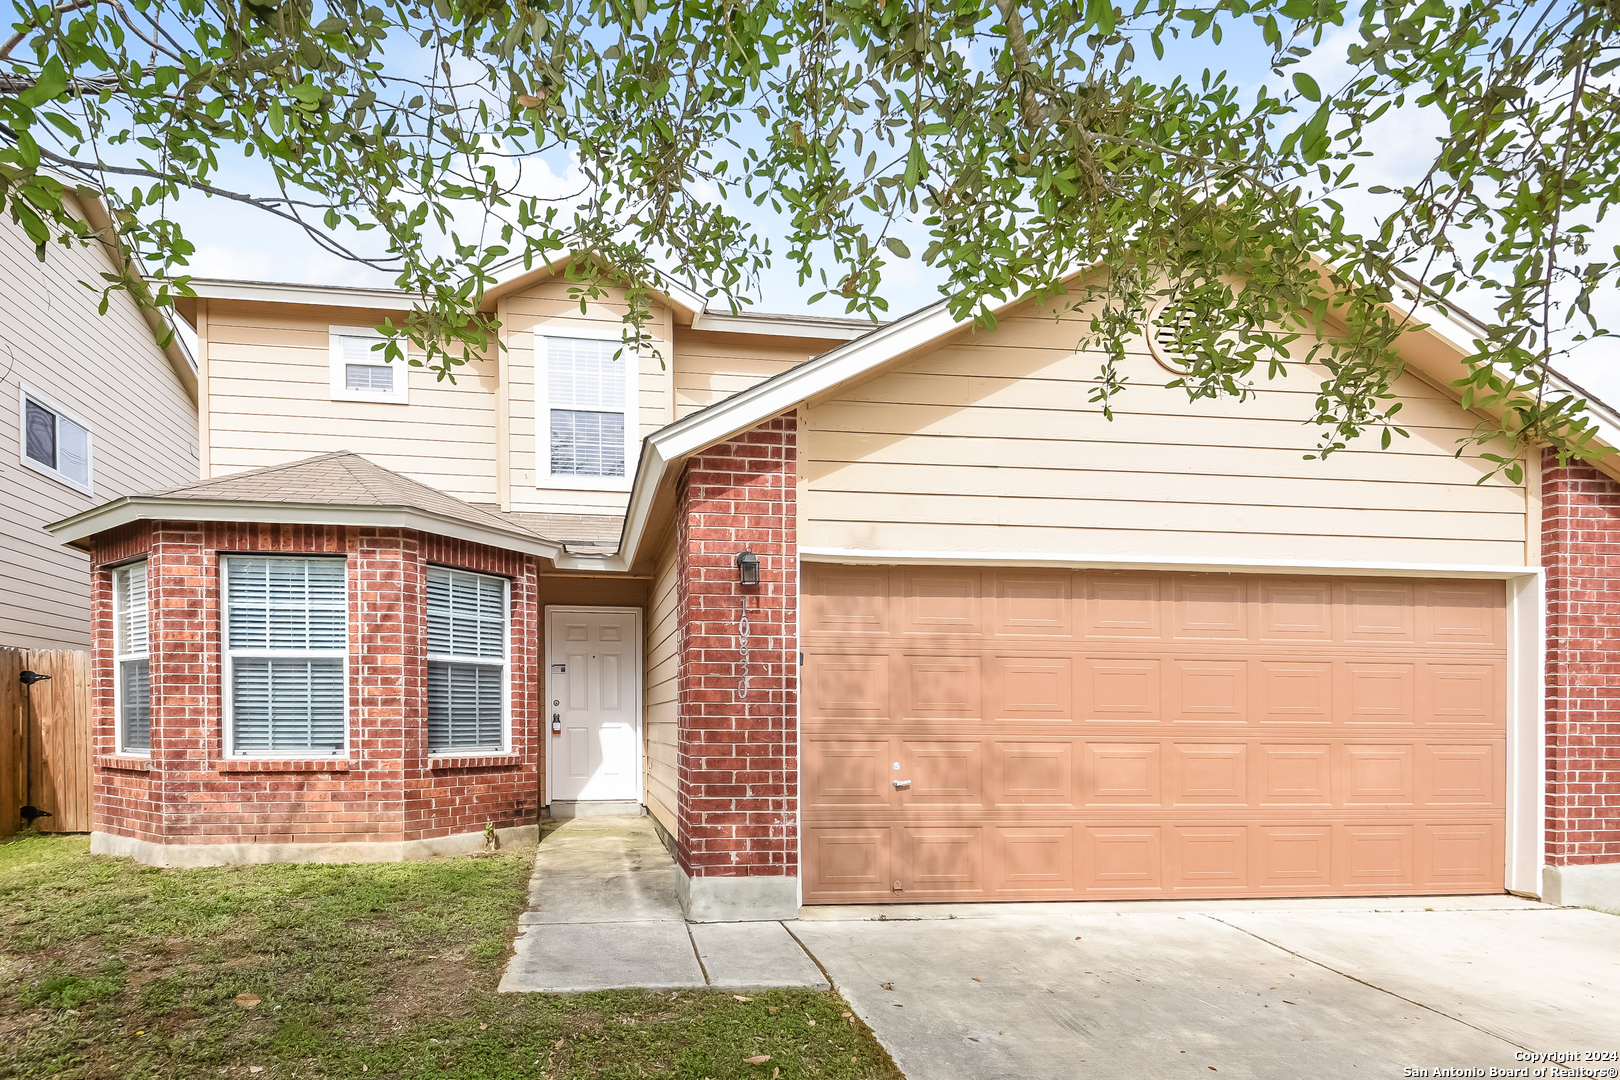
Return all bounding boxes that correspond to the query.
[329,327,409,405]
[425,566,508,754]
[222,556,348,757]
[113,561,151,754]
[19,387,93,494]
[538,335,635,490]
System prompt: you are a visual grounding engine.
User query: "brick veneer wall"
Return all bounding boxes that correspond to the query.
[1542,449,1620,866]
[89,522,540,850]
[674,413,799,880]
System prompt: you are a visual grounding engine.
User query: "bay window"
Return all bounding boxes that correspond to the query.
[426,566,507,754]
[113,561,150,754]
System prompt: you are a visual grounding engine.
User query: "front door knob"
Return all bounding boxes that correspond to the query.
[892,779,911,790]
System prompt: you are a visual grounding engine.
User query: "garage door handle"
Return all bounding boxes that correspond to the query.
[892,779,911,790]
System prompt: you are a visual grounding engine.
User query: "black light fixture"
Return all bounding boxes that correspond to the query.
[735,550,760,586]
[19,670,51,686]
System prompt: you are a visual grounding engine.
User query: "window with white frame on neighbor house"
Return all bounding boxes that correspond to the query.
[539,335,633,486]
[113,561,151,754]
[329,327,409,404]
[19,388,92,493]
[426,566,507,754]
[222,556,348,756]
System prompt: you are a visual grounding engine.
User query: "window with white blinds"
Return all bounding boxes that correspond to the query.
[542,336,630,482]
[113,562,150,753]
[223,557,348,755]
[426,566,507,753]
[329,328,408,404]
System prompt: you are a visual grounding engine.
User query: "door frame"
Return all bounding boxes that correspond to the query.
[543,605,644,808]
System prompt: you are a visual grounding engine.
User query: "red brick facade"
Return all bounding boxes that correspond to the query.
[90,522,540,851]
[674,414,799,881]
[1542,449,1620,866]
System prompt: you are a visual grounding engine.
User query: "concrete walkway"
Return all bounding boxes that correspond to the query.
[498,816,827,993]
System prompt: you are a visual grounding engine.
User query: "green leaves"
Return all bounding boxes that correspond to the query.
[1292,72,1321,101]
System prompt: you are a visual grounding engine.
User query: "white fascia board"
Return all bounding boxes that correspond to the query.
[800,546,1542,580]
[689,311,877,341]
[47,497,565,561]
[185,279,419,311]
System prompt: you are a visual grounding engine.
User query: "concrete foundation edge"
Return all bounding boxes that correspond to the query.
[1543,863,1620,910]
[90,825,540,867]
[677,869,799,922]
[549,800,642,820]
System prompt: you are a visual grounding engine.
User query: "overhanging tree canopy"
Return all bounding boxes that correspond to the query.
[2,0,1615,478]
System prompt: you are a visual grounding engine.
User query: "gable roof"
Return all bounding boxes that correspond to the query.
[47,451,567,559]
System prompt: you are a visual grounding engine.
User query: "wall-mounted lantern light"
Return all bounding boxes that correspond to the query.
[735,550,760,586]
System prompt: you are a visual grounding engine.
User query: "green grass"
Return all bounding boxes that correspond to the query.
[0,833,902,1080]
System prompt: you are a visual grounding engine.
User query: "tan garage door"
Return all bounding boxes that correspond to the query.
[801,565,1507,904]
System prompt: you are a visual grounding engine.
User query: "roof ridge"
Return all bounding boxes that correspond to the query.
[149,450,355,496]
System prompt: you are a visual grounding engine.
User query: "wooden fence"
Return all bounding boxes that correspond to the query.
[0,647,93,839]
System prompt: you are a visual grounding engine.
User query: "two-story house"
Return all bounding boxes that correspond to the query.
[46,258,1620,919]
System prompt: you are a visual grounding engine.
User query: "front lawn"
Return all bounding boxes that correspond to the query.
[0,833,901,1079]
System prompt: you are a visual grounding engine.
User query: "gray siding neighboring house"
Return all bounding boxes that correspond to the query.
[1,196,198,650]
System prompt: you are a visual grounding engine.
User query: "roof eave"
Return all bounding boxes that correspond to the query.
[46,496,566,562]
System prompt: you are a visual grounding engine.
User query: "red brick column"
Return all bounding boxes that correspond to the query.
[675,413,799,919]
[1541,449,1620,905]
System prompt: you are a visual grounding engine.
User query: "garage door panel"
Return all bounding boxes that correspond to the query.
[993,741,1075,805]
[900,827,984,897]
[1344,581,1418,643]
[988,656,1074,720]
[1258,579,1334,641]
[1424,663,1500,725]
[992,826,1076,896]
[903,654,982,715]
[803,566,891,635]
[993,572,1074,636]
[1084,742,1163,804]
[1170,743,1249,804]
[806,827,894,901]
[901,741,983,803]
[901,568,985,636]
[1258,662,1334,723]
[1345,663,1417,724]
[1171,827,1250,893]
[804,738,895,809]
[804,653,890,717]
[1168,660,1249,721]
[1084,659,1162,719]
[1171,576,1251,640]
[1340,825,1417,889]
[1083,826,1164,893]
[802,565,1507,904]
[1084,574,1164,638]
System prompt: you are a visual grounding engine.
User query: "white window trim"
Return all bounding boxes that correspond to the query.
[534,327,638,492]
[18,384,94,495]
[220,555,351,759]
[425,565,511,756]
[112,559,150,757]
[329,325,409,405]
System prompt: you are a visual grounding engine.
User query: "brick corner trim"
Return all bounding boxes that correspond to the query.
[1541,447,1620,866]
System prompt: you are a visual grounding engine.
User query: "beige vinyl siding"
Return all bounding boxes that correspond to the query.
[803,300,1531,567]
[671,331,829,419]
[204,301,498,501]
[500,284,675,516]
[643,540,679,836]
[0,215,197,649]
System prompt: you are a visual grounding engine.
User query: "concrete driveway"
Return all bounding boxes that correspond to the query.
[790,897,1620,1080]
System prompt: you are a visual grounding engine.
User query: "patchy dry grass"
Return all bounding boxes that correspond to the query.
[0,833,901,1080]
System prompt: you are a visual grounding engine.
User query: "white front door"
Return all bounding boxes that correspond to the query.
[546,607,640,803]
